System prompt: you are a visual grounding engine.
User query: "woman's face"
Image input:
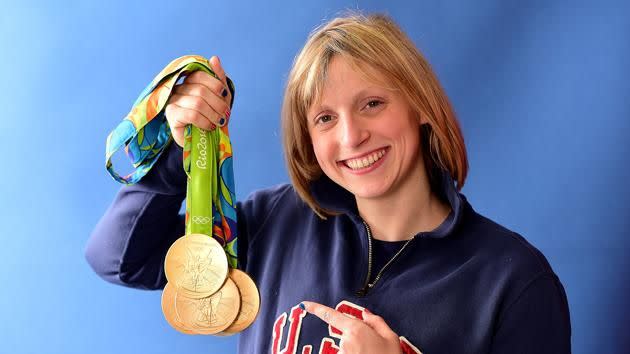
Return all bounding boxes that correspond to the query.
[307,56,426,201]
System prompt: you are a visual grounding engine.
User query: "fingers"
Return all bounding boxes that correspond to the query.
[161,56,234,149]
[172,83,230,125]
[164,102,216,147]
[179,68,231,124]
[301,301,356,331]
[183,69,229,103]
[208,56,231,100]
[208,56,226,83]
[168,93,223,128]
[362,308,399,341]
[301,302,402,354]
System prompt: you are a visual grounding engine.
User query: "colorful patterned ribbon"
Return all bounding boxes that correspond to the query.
[105,55,238,268]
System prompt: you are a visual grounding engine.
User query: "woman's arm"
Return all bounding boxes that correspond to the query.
[84,142,187,290]
[489,272,572,353]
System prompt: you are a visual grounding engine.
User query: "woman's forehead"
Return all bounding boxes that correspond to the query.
[307,57,395,111]
[328,56,390,88]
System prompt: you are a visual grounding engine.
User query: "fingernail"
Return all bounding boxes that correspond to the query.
[225,108,231,119]
[218,117,226,126]
[364,308,371,315]
[299,302,306,311]
[222,88,228,97]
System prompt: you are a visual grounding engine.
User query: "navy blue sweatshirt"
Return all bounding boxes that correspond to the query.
[85,141,571,353]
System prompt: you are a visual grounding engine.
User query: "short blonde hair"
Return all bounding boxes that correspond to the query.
[282,12,468,218]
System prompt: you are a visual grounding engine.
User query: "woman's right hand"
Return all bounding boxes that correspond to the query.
[164,56,233,147]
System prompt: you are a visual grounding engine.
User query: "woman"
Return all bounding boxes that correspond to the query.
[86,13,571,353]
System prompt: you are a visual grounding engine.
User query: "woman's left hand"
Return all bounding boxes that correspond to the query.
[301,301,403,354]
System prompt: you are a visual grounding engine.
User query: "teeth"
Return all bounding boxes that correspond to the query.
[344,149,386,170]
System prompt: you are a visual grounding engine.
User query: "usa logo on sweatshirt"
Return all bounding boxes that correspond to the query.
[271,300,422,354]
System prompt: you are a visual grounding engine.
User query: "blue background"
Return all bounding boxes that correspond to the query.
[1,0,628,353]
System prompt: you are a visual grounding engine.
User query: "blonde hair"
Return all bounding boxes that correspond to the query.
[282,12,468,218]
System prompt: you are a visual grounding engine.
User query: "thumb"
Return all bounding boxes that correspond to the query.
[363,309,399,340]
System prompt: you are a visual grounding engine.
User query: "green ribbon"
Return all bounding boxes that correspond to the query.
[185,125,217,236]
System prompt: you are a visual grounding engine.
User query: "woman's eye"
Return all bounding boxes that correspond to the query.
[365,100,383,109]
[316,115,333,124]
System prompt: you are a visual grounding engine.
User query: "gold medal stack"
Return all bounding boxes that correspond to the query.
[162,233,261,335]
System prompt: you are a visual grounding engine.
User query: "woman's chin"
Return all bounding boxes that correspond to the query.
[347,184,391,201]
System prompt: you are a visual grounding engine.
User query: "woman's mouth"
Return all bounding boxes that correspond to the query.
[340,147,389,173]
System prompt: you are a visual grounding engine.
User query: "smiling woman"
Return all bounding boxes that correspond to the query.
[303,56,449,241]
[86,12,571,354]
[282,15,467,224]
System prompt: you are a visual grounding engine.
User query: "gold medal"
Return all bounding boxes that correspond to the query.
[175,277,241,334]
[161,282,197,335]
[164,233,229,299]
[221,269,261,334]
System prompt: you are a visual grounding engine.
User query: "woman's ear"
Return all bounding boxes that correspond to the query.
[414,108,428,125]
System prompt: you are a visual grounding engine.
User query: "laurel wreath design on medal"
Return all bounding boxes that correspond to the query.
[194,293,222,325]
[180,246,217,292]
[165,234,229,299]
[174,278,241,334]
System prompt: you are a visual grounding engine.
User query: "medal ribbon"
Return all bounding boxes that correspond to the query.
[105,55,238,268]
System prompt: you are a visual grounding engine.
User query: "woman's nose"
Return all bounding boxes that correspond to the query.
[338,114,369,148]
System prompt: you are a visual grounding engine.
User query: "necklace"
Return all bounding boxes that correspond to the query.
[356,220,417,297]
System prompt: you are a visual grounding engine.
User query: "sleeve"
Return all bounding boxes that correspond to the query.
[235,184,290,273]
[489,272,572,354]
[84,141,187,290]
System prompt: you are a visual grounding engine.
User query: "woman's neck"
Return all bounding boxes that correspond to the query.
[355,170,451,242]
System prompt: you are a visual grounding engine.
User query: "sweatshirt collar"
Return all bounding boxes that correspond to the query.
[309,169,465,239]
